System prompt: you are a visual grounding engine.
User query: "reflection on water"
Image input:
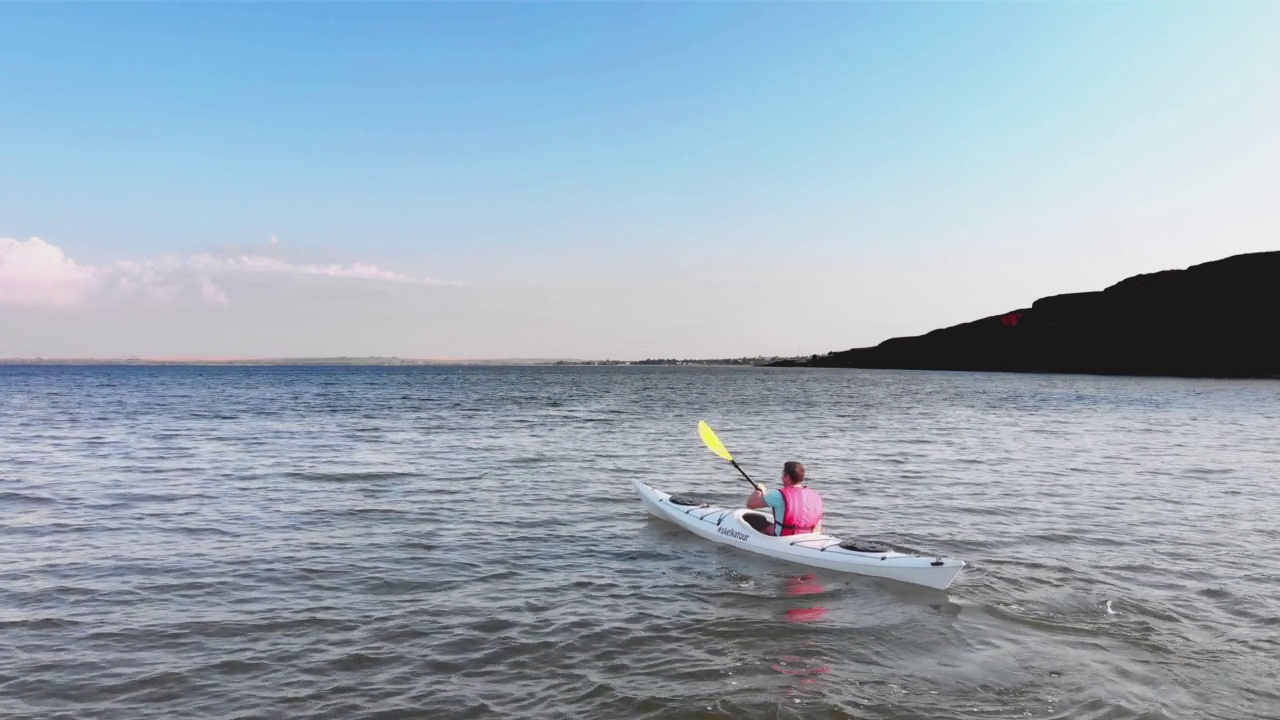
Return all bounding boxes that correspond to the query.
[783,573,830,623]
[784,608,829,623]
[786,574,827,597]
[774,574,833,685]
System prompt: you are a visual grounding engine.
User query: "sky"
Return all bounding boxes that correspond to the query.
[2,3,1278,360]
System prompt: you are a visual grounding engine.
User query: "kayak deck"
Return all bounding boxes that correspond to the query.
[633,479,964,590]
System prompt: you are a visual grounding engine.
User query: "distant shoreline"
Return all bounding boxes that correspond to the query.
[0,356,802,367]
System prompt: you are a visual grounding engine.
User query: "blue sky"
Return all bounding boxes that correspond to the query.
[2,3,1278,358]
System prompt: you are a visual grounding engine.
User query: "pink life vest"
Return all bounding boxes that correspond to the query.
[778,485,823,536]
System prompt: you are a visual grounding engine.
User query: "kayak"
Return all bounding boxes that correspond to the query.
[633,479,965,590]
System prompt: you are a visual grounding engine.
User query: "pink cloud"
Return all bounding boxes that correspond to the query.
[0,237,101,308]
[0,237,447,309]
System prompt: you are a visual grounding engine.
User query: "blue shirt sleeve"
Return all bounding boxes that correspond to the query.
[763,489,786,534]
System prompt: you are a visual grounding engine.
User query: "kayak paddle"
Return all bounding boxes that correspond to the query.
[697,420,764,493]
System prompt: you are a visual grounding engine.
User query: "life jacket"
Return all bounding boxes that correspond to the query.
[777,485,823,536]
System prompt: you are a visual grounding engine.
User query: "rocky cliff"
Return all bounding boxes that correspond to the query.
[777,251,1280,378]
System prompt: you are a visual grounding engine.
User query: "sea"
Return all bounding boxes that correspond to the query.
[1,365,1278,719]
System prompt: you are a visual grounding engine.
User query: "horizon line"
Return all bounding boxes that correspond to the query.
[0,354,799,364]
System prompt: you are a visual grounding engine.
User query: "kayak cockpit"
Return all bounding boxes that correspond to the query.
[741,511,774,535]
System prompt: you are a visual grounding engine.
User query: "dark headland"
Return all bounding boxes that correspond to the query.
[773,250,1280,378]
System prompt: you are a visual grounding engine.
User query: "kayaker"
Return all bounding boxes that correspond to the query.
[746,461,824,536]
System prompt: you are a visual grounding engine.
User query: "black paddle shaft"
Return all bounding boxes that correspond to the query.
[730,460,760,491]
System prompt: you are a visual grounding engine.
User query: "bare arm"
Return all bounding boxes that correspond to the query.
[746,488,769,509]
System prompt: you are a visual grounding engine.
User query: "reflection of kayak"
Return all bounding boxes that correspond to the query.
[633,480,965,590]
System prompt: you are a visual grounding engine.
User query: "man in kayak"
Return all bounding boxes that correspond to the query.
[746,461,824,536]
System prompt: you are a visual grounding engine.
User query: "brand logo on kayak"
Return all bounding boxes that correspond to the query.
[718,527,750,542]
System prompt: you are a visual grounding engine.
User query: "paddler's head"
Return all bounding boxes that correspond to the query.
[782,461,806,487]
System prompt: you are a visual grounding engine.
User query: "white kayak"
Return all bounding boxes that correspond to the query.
[633,480,965,590]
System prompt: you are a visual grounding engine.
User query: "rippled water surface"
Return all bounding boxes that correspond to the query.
[2,366,1279,719]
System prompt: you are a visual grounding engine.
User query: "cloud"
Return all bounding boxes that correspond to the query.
[0,236,444,309]
[0,237,101,308]
[198,277,230,306]
[186,254,429,284]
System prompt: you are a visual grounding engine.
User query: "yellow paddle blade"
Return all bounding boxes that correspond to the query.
[698,420,734,462]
